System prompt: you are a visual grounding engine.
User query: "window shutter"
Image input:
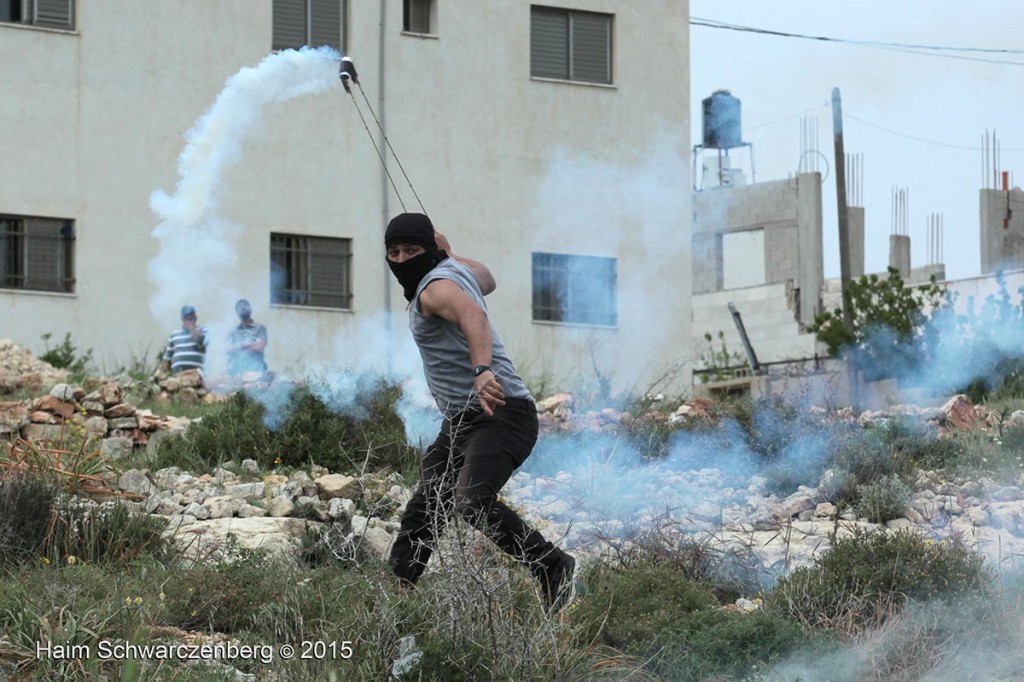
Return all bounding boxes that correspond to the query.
[571,13,611,84]
[310,0,341,50]
[24,218,62,292]
[273,0,307,50]
[34,0,72,30]
[403,0,431,33]
[530,9,568,79]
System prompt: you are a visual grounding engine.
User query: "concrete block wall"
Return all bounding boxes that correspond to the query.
[764,225,798,283]
[692,232,721,294]
[692,283,820,368]
[980,188,1024,274]
[692,173,823,325]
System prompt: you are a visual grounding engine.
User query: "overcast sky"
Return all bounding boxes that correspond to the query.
[689,0,1024,282]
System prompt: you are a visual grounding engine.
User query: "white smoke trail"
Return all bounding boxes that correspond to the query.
[148,46,342,322]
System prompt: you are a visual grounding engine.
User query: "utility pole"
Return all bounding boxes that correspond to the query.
[832,87,859,408]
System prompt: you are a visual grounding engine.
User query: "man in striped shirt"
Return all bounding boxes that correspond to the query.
[160,305,208,375]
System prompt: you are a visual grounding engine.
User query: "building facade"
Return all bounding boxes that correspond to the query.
[0,0,692,394]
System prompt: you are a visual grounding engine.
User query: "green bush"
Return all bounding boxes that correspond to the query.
[0,475,58,565]
[722,395,843,495]
[819,467,860,505]
[159,546,278,633]
[830,419,924,492]
[569,561,717,654]
[806,267,945,381]
[655,608,829,681]
[39,331,94,374]
[615,411,680,460]
[46,501,167,566]
[857,475,912,523]
[153,383,419,475]
[766,529,992,633]
[0,477,164,567]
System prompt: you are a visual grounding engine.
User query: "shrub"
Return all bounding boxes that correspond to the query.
[766,529,992,634]
[0,475,59,565]
[153,383,418,475]
[1,473,163,568]
[831,419,924,492]
[722,395,843,495]
[819,467,860,505]
[46,501,167,566]
[806,267,945,381]
[615,411,679,460]
[655,608,828,681]
[159,546,278,632]
[152,391,269,469]
[857,475,912,523]
[39,331,94,375]
[569,561,717,654]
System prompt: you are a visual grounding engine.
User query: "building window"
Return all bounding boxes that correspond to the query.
[273,0,345,51]
[530,6,612,85]
[0,0,74,30]
[532,252,616,326]
[270,233,352,309]
[403,0,435,34]
[0,215,75,294]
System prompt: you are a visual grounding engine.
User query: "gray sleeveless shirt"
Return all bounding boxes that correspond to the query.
[410,259,532,415]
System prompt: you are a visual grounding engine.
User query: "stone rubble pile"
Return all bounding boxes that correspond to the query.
[7,375,1024,583]
[518,392,1024,579]
[112,462,408,561]
[95,430,1024,584]
[0,338,69,394]
[0,380,191,459]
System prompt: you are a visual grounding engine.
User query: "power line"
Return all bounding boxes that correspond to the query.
[844,111,1024,152]
[746,103,828,132]
[691,17,1024,66]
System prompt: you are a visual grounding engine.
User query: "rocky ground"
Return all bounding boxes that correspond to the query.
[4,338,1024,589]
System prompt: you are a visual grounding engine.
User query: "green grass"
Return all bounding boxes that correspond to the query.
[7,388,1024,680]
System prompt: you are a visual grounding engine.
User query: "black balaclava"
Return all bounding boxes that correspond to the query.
[384,213,448,301]
[235,299,252,321]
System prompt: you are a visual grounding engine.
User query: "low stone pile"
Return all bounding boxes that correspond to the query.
[8,378,1024,584]
[0,381,191,458]
[97,436,1024,584]
[0,338,68,394]
[536,391,995,438]
[114,462,408,562]
[153,368,212,402]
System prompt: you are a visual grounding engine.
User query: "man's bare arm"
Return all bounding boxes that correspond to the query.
[434,230,496,295]
[419,279,506,414]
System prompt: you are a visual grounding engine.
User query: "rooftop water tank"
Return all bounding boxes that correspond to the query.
[702,90,742,150]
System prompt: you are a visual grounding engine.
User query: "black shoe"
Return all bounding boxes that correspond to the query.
[543,553,580,615]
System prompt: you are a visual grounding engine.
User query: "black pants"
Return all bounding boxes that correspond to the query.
[389,398,564,584]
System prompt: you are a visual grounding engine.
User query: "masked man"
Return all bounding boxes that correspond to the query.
[385,212,578,613]
[227,299,268,376]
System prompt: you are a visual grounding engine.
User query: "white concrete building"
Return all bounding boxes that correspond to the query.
[0,1,692,394]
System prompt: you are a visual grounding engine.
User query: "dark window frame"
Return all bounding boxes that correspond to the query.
[272,0,346,52]
[0,214,76,294]
[402,0,434,34]
[530,5,613,85]
[270,232,353,310]
[532,252,617,326]
[0,0,75,31]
